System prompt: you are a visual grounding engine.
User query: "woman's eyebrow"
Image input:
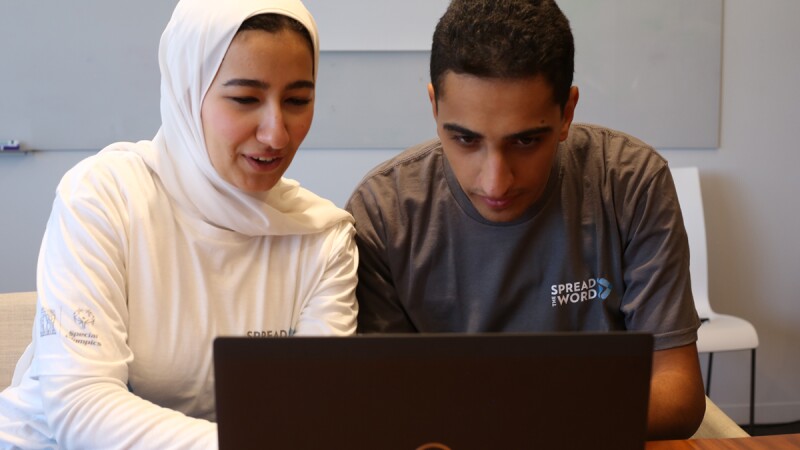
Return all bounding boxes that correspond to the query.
[287,80,315,90]
[221,79,315,90]
[222,78,268,89]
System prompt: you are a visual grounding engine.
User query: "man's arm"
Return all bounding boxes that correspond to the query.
[346,184,417,333]
[612,161,706,439]
[647,343,706,440]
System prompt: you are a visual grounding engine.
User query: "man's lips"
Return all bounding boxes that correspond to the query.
[478,195,514,209]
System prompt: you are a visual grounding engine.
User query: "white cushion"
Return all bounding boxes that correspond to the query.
[697,314,759,353]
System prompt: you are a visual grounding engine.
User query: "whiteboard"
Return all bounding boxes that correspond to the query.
[304,0,449,51]
[0,0,721,150]
[564,0,722,148]
[0,1,175,151]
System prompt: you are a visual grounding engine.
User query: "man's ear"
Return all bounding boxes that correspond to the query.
[559,86,580,141]
[427,83,438,119]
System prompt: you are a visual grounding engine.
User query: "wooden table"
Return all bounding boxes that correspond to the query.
[646,433,800,449]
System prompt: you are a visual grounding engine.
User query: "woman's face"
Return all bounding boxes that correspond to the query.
[201,28,314,193]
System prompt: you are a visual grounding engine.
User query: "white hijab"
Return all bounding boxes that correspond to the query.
[102,0,351,236]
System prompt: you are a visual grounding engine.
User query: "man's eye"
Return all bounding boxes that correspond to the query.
[516,136,542,146]
[455,135,478,146]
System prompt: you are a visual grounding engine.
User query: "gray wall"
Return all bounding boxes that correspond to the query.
[1,0,799,425]
[0,0,723,151]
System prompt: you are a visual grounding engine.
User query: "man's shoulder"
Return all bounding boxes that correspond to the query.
[361,139,442,180]
[349,139,443,201]
[563,123,668,182]
[345,138,447,224]
[567,123,655,153]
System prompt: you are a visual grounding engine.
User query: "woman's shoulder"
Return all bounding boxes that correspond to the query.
[57,148,158,200]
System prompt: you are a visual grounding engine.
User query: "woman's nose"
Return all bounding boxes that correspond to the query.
[256,107,290,150]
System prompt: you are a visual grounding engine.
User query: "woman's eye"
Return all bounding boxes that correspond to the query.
[286,97,312,107]
[229,96,258,105]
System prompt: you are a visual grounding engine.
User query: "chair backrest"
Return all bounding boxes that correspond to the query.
[0,291,37,390]
[669,167,714,320]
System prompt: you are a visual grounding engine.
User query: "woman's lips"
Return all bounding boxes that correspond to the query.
[243,154,282,171]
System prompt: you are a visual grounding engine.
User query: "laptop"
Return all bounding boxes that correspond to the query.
[214,333,653,450]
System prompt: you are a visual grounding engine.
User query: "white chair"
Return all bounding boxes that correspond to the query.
[670,167,759,429]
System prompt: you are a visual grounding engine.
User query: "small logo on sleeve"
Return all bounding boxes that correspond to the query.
[73,309,96,330]
[69,309,102,347]
[39,308,57,337]
[551,278,612,307]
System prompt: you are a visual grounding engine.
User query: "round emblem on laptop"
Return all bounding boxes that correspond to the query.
[416,443,452,450]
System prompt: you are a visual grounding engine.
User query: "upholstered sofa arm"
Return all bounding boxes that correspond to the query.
[691,396,750,439]
[0,291,37,390]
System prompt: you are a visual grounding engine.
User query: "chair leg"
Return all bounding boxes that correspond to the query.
[749,348,756,431]
[705,352,714,395]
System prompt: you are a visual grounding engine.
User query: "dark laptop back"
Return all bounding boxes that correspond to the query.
[214,333,653,450]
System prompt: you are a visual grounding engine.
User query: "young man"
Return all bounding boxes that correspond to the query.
[346,0,706,440]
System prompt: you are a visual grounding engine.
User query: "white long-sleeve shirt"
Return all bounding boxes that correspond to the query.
[0,150,358,449]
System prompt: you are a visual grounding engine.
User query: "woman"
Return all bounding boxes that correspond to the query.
[0,0,357,448]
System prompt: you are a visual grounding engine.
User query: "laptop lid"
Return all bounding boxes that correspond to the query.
[214,333,653,450]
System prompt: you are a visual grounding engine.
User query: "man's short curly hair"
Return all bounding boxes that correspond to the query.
[430,0,574,109]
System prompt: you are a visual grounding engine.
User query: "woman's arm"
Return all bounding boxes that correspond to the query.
[41,375,217,449]
[294,221,359,335]
[34,157,218,449]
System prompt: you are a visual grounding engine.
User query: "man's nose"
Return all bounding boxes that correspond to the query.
[480,148,513,197]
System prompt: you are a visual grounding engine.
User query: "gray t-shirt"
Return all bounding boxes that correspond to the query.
[346,123,700,350]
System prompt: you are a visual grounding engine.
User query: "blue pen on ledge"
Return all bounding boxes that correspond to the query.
[0,140,21,151]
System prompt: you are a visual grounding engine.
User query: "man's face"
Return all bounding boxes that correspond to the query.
[430,73,578,222]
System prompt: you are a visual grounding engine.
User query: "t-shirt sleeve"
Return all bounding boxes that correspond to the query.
[35,162,134,382]
[346,179,417,333]
[32,161,217,449]
[618,163,701,351]
[294,221,359,336]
